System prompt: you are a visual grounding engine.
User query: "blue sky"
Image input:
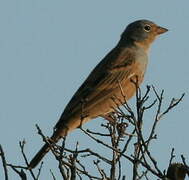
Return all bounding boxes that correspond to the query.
[0,0,189,179]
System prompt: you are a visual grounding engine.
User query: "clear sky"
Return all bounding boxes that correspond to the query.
[0,0,188,179]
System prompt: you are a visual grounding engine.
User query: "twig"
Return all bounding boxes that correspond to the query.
[0,145,9,180]
[36,162,43,179]
[19,140,37,179]
[158,93,185,119]
[94,160,108,179]
[50,169,56,180]
[168,148,175,167]
[181,155,189,177]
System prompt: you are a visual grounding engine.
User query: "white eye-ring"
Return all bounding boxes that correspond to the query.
[144,24,151,32]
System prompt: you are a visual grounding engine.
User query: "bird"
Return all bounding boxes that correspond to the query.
[167,163,188,180]
[29,19,168,169]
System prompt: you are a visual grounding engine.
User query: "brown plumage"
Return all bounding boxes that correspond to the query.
[167,163,188,180]
[29,19,168,169]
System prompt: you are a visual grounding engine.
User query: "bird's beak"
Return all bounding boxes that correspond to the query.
[156,26,168,35]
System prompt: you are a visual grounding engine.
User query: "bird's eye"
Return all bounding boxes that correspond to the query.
[144,24,151,32]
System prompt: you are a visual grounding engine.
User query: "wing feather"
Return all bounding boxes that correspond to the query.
[55,46,136,128]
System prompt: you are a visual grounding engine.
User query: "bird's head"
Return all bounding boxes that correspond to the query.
[120,19,168,52]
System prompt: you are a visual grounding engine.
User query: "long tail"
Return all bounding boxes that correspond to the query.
[28,131,62,169]
[29,119,78,169]
[28,143,51,169]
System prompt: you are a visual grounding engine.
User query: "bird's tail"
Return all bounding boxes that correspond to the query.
[28,143,50,169]
[28,123,73,169]
[28,131,61,169]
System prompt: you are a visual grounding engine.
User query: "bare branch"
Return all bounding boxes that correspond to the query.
[0,145,9,180]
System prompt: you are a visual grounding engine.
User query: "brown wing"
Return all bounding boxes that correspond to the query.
[55,46,136,128]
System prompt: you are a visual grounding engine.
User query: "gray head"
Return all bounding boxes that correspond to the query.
[121,19,168,43]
